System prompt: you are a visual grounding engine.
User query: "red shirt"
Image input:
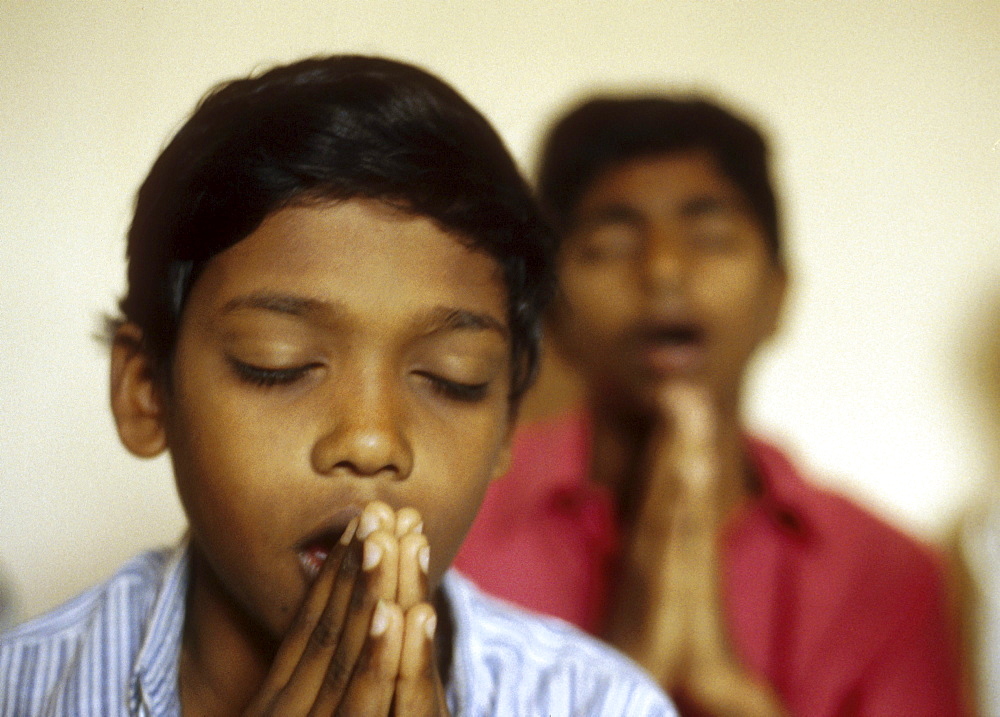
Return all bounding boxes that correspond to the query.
[455,412,969,717]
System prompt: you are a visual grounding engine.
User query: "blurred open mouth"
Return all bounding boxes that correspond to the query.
[636,322,707,375]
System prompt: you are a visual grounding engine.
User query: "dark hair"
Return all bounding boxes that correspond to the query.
[536,96,782,264]
[116,55,554,401]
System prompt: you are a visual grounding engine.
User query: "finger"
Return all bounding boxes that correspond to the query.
[397,533,430,610]
[630,501,690,688]
[395,506,423,537]
[679,499,732,668]
[277,525,366,703]
[395,603,446,715]
[310,528,400,713]
[331,600,404,717]
[358,501,396,542]
[246,518,361,714]
[634,387,699,538]
[657,383,716,496]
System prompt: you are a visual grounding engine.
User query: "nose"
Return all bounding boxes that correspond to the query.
[310,368,413,480]
[640,221,687,294]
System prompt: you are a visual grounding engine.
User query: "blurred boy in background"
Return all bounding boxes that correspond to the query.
[456,96,968,716]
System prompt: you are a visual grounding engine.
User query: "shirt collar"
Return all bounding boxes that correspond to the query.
[744,436,817,540]
[529,410,817,540]
[129,539,190,717]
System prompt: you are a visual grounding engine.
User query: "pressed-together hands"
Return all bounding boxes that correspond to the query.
[605,384,786,717]
[245,502,449,717]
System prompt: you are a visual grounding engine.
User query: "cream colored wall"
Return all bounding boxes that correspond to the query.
[1,1,997,624]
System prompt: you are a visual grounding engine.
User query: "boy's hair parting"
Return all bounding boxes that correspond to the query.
[536,95,783,265]
[116,55,555,401]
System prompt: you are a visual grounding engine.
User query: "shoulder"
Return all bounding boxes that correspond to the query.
[746,438,951,645]
[443,571,675,716]
[0,547,177,715]
[1,548,170,647]
[741,442,967,715]
[750,438,945,582]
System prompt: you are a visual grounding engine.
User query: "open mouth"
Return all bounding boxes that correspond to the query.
[645,324,703,347]
[636,322,707,373]
[298,538,336,581]
[296,508,362,581]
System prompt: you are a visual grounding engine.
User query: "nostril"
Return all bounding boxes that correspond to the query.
[331,458,401,479]
[311,426,412,479]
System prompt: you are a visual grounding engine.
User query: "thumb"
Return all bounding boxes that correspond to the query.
[657,383,717,497]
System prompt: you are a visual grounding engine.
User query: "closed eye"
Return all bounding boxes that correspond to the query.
[227,357,318,387]
[418,372,490,403]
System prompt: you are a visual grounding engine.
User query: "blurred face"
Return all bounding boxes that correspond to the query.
[162,199,513,638]
[552,150,785,415]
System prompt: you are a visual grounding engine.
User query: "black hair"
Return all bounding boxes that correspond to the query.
[116,55,554,401]
[536,96,782,264]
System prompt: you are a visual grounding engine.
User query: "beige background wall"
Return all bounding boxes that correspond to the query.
[2,1,998,625]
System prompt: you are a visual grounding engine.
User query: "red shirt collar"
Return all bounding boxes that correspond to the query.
[513,410,815,540]
[743,436,816,540]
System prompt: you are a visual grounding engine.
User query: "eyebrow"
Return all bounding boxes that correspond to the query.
[680,195,740,218]
[577,203,644,228]
[220,291,508,338]
[420,306,509,339]
[221,292,333,317]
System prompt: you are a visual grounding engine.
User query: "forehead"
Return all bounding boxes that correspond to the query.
[184,199,509,332]
[578,149,743,213]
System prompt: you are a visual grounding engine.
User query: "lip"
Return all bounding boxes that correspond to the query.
[295,505,364,582]
[633,318,708,376]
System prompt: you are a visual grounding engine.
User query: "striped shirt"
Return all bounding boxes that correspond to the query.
[0,542,674,716]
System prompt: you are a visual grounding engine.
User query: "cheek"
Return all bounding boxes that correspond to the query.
[171,341,309,474]
[413,413,509,582]
[556,267,637,349]
[168,411,273,545]
[699,261,769,319]
[696,267,780,375]
[167,378,301,546]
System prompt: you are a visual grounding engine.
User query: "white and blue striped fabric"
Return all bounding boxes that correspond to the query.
[0,542,675,716]
[443,570,675,716]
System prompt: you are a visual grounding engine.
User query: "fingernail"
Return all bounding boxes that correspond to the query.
[362,540,383,571]
[370,600,390,637]
[357,511,380,540]
[339,517,359,545]
[395,512,423,537]
[424,613,437,640]
[418,545,430,575]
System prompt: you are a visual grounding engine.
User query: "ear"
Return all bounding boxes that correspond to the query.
[489,422,515,482]
[761,263,790,341]
[110,323,168,458]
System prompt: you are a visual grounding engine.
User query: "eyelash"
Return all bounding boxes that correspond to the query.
[228,358,314,387]
[422,374,490,403]
[228,358,490,402]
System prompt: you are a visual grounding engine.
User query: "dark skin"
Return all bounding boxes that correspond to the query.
[110,199,516,714]
[550,150,788,716]
[241,502,446,716]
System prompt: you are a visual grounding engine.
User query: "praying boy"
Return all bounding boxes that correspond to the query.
[456,96,968,716]
[0,57,674,716]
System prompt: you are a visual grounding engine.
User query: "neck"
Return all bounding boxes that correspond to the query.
[587,395,752,524]
[179,545,274,715]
